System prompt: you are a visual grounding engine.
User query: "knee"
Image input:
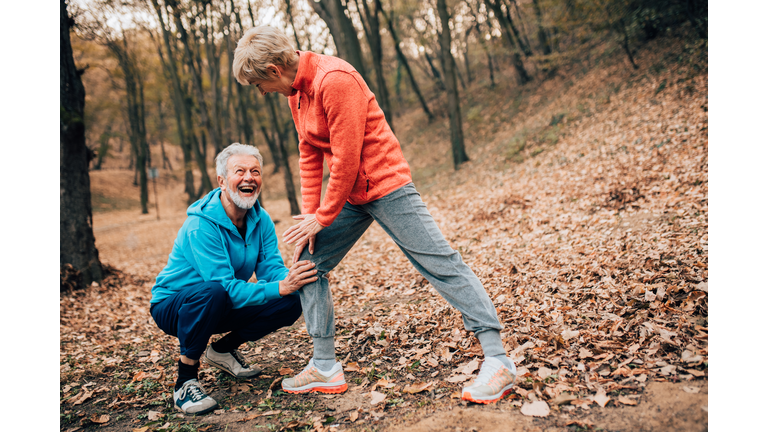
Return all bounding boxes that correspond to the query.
[196,282,227,304]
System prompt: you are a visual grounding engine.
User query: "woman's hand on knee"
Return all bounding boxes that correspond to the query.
[283,214,324,262]
[279,260,318,296]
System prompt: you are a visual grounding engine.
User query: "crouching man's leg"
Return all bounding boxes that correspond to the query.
[150,281,230,415]
[204,292,302,377]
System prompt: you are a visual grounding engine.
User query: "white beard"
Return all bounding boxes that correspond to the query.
[227,186,259,209]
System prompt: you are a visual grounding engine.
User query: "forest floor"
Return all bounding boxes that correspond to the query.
[61,33,708,432]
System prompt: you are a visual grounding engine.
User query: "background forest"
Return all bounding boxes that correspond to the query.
[69,0,707,215]
[56,0,722,431]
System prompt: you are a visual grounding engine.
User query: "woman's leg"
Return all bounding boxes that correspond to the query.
[365,183,507,357]
[296,202,374,369]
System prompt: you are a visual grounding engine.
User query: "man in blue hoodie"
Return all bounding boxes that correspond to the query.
[150,143,318,415]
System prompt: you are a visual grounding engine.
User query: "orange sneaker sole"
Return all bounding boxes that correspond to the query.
[461,388,513,404]
[283,383,348,394]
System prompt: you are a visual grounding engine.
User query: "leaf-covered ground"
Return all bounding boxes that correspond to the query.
[61,35,708,432]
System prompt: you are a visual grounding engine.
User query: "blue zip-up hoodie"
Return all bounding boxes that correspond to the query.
[150,188,288,308]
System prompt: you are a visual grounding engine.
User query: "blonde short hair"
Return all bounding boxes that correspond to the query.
[233,25,299,85]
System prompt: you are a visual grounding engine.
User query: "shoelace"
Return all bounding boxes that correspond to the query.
[474,361,500,385]
[231,350,249,368]
[183,382,206,402]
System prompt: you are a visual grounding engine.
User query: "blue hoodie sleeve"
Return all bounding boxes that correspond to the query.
[254,212,290,284]
[182,221,282,309]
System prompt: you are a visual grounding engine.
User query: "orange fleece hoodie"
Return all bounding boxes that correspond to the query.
[288,51,412,227]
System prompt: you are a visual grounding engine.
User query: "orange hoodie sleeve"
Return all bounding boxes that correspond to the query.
[313,71,368,227]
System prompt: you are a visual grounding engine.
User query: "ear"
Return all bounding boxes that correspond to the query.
[217,175,226,190]
[266,64,282,78]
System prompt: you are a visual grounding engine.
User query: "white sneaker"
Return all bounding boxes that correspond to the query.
[173,379,217,415]
[461,357,517,404]
[204,346,261,378]
[281,359,348,394]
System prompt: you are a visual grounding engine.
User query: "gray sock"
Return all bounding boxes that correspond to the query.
[312,336,336,372]
[476,329,513,369]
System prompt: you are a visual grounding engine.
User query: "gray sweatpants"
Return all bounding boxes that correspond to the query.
[297,183,502,347]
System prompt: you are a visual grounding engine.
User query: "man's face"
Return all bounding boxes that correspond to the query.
[218,154,262,210]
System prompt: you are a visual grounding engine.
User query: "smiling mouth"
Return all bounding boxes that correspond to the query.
[238,185,257,194]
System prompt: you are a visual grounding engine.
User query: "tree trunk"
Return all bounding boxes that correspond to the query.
[266,93,300,215]
[502,0,532,56]
[229,2,283,172]
[94,122,111,170]
[436,0,469,169]
[355,0,393,130]
[380,7,434,122]
[463,27,473,84]
[531,0,552,55]
[309,0,369,83]
[202,4,224,154]
[167,0,221,186]
[60,0,102,288]
[150,0,195,201]
[285,0,304,50]
[106,35,149,213]
[484,0,531,84]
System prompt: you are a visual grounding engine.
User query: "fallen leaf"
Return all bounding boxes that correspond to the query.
[279,367,294,376]
[450,391,461,399]
[445,374,471,383]
[561,329,579,341]
[370,391,386,405]
[132,428,149,432]
[594,388,611,407]
[686,368,705,377]
[681,350,703,363]
[90,414,110,424]
[344,362,360,372]
[147,411,162,421]
[403,381,433,394]
[521,401,550,417]
[551,392,578,406]
[349,411,359,422]
[132,371,151,382]
[403,289,416,295]
[70,389,93,406]
[579,348,593,359]
[682,386,700,394]
[269,377,282,390]
[461,359,480,375]
[537,367,553,379]
[617,396,637,405]
[566,419,595,428]
[238,413,260,422]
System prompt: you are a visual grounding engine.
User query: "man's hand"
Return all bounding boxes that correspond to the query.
[278,260,318,296]
[283,214,324,263]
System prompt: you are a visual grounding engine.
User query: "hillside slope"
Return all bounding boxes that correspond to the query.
[62,34,708,432]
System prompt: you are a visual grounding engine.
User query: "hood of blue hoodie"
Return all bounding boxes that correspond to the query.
[189,188,263,238]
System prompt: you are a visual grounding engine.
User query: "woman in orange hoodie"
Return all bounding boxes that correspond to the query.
[234,25,516,404]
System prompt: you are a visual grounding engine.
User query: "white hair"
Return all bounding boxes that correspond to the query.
[216,143,264,179]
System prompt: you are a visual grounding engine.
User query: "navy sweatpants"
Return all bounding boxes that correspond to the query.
[150,281,302,360]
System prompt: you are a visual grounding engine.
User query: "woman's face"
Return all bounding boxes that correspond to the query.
[250,65,293,97]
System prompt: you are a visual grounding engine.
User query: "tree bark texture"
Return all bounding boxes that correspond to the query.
[60,0,103,288]
[309,0,369,84]
[436,0,469,169]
